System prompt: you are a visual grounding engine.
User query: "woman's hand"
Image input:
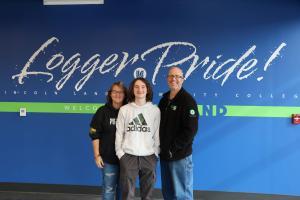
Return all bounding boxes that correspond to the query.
[94,155,104,168]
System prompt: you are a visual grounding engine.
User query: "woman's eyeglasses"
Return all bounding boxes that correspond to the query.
[111,90,124,95]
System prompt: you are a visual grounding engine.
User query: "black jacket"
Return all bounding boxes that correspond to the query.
[89,103,119,164]
[158,88,199,161]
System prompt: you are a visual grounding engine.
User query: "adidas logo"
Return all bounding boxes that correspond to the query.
[127,113,151,132]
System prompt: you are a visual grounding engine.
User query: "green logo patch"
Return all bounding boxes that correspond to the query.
[171,105,177,111]
[190,109,195,115]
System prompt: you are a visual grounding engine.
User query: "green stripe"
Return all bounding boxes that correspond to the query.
[225,105,298,118]
[0,102,103,114]
[198,105,296,118]
[0,102,297,117]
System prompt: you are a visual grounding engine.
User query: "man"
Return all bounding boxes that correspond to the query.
[159,66,199,200]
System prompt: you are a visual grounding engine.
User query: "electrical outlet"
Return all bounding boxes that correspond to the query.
[20,108,27,117]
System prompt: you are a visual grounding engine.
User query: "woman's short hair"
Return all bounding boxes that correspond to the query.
[128,78,153,102]
[106,81,128,105]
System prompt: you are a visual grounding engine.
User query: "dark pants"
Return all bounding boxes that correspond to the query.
[119,154,157,200]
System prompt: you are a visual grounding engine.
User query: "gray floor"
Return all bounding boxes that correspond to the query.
[2,182,300,200]
[0,191,164,200]
[1,190,300,200]
[0,191,100,200]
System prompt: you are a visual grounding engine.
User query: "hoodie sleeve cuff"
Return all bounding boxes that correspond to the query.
[116,151,125,159]
[154,148,160,158]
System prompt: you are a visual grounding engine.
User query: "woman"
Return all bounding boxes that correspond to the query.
[115,78,160,200]
[89,81,127,200]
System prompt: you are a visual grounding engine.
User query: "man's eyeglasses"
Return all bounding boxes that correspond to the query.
[111,90,124,95]
[167,74,184,80]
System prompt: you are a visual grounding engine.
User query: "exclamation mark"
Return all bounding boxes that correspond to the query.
[257,42,287,81]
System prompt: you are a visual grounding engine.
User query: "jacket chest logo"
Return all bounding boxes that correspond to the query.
[170,105,177,111]
[110,118,116,125]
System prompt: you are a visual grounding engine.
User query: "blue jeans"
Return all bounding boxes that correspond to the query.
[160,155,193,200]
[102,163,121,200]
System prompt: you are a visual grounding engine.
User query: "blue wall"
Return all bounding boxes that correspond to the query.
[1,0,300,196]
